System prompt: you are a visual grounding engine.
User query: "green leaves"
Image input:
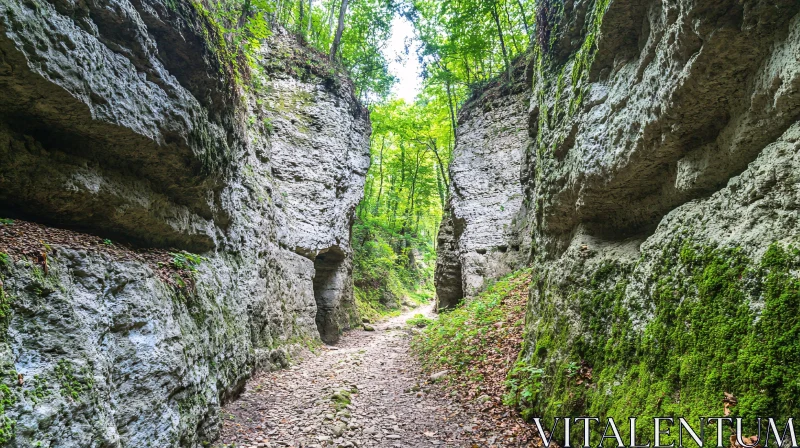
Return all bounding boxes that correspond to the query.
[170,252,207,272]
[407,0,533,90]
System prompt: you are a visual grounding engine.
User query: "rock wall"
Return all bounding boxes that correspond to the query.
[0,1,369,446]
[434,61,533,309]
[438,0,800,434]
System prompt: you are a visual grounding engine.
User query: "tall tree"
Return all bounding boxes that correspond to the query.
[308,0,313,35]
[490,1,511,80]
[329,0,349,59]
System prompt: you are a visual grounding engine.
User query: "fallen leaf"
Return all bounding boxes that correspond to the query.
[723,391,738,416]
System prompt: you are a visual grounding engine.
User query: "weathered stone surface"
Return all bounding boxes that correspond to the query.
[258,31,371,340]
[0,3,369,446]
[433,202,463,310]
[0,0,236,251]
[439,0,800,425]
[529,0,800,258]
[434,61,532,308]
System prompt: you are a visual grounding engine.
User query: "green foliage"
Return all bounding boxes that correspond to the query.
[202,0,395,101]
[406,0,533,89]
[0,253,8,268]
[336,0,396,100]
[0,219,13,226]
[412,269,530,381]
[406,313,433,328]
[504,363,543,419]
[194,0,273,73]
[170,252,207,272]
[353,98,449,322]
[262,117,274,135]
[510,240,800,445]
[352,215,434,322]
[102,239,113,246]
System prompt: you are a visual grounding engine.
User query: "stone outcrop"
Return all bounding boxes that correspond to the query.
[434,61,532,309]
[437,0,800,430]
[0,1,368,445]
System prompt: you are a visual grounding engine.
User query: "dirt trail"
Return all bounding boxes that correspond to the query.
[216,304,493,448]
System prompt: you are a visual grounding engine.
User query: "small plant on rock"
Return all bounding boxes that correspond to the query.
[170,252,207,272]
[407,314,433,328]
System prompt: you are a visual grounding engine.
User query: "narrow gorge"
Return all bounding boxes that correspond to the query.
[0,0,798,446]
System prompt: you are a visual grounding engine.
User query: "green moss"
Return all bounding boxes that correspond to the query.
[23,375,50,404]
[0,366,19,444]
[330,387,357,410]
[54,360,94,401]
[509,239,800,445]
[170,252,206,272]
[406,314,433,328]
[530,0,611,166]
[568,0,609,114]
[0,384,15,443]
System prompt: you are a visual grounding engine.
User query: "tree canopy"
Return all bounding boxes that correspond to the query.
[203,0,535,311]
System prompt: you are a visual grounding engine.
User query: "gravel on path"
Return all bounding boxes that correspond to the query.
[216,304,505,448]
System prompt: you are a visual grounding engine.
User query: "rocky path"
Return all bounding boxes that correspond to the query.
[216,304,495,448]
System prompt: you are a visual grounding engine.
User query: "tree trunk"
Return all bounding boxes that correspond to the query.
[444,79,457,141]
[329,0,349,60]
[404,149,424,236]
[298,0,305,38]
[462,55,472,85]
[373,136,386,214]
[327,0,336,39]
[491,2,511,80]
[428,138,449,192]
[515,0,531,37]
[504,1,521,54]
[435,164,445,211]
[308,0,313,36]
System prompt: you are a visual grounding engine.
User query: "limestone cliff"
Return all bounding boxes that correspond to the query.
[437,0,800,430]
[0,1,369,445]
[434,61,533,309]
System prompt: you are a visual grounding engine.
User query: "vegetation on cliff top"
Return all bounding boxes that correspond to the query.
[200,0,396,100]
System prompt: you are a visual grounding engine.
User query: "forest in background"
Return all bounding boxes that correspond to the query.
[203,0,535,315]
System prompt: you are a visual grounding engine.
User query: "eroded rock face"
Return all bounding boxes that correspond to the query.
[433,203,463,310]
[439,0,800,427]
[530,0,800,258]
[259,33,370,340]
[0,2,368,446]
[434,62,532,308]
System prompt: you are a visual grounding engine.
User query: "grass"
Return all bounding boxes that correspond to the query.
[412,268,531,391]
